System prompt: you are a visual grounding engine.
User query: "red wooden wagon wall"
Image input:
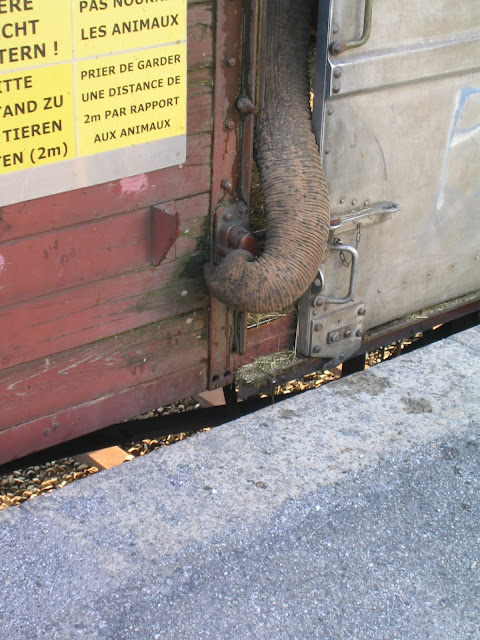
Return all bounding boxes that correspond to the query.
[0,0,258,464]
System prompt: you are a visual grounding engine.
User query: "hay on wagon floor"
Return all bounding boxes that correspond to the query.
[235,349,299,386]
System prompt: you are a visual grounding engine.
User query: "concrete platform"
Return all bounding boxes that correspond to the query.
[1,327,479,640]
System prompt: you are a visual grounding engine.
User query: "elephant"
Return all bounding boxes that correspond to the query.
[205,0,331,313]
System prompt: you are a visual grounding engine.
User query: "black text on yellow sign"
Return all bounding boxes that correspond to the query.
[0,0,186,175]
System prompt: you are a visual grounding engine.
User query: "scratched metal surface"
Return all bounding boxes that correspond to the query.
[311,0,480,331]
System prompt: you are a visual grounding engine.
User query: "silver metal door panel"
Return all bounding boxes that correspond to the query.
[299,0,480,358]
[331,0,480,55]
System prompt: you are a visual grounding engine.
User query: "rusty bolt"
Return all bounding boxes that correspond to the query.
[222,179,233,191]
[314,322,323,332]
[224,119,235,130]
[236,97,256,114]
[358,307,366,316]
[226,57,236,67]
[333,68,342,78]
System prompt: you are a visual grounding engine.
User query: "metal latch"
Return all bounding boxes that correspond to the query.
[330,200,400,231]
[296,200,400,361]
[297,299,366,365]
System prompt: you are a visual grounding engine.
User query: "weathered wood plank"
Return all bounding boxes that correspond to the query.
[0,193,209,370]
[187,68,213,135]
[0,362,208,465]
[0,311,208,430]
[187,3,214,69]
[0,209,156,306]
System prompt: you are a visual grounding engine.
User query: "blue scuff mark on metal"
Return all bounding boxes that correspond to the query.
[436,86,480,209]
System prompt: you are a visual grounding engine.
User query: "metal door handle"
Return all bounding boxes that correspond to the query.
[314,244,359,305]
[330,0,374,55]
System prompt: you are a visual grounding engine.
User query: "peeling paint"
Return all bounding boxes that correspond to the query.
[119,174,149,194]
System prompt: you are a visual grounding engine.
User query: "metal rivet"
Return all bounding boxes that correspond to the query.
[451,264,455,268]
[314,322,323,332]
[340,198,345,204]
[475,256,479,260]
[333,68,342,78]
[403,280,407,285]
[223,210,233,221]
[377,288,382,293]
[224,371,233,382]
[226,57,236,67]
[212,375,220,384]
[332,25,339,34]
[352,199,357,205]
[314,278,322,287]
[312,310,318,316]
[181,290,188,297]
[358,307,366,316]
[364,200,369,206]
[327,107,334,115]
[315,297,323,307]
[344,329,351,338]
[330,331,339,343]
[339,353,345,360]
[224,119,235,130]
[427,272,432,276]
[313,346,321,354]
[331,42,342,55]
[324,148,330,154]
[222,179,232,190]
[332,83,341,94]
[356,329,363,338]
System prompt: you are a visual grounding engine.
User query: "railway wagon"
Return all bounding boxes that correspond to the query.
[0,0,479,464]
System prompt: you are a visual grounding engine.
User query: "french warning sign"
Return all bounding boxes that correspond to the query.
[0,0,187,206]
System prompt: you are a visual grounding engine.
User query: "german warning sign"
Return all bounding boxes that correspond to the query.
[0,0,187,206]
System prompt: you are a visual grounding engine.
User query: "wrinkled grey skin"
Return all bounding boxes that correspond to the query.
[205,0,330,313]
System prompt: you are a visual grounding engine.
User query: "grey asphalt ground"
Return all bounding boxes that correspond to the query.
[1,326,479,640]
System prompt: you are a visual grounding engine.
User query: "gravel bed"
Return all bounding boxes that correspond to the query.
[0,459,98,510]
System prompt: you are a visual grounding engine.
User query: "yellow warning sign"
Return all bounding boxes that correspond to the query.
[0,0,186,177]
[76,45,185,156]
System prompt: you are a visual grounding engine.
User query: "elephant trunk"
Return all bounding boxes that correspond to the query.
[205,0,330,313]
